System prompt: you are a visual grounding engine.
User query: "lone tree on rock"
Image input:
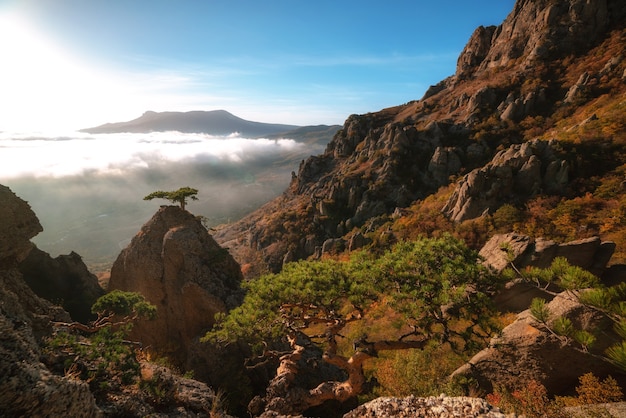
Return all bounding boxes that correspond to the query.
[143,186,198,211]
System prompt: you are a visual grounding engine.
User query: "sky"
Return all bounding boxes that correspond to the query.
[0,0,515,132]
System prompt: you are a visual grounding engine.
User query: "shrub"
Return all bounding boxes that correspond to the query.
[487,380,567,418]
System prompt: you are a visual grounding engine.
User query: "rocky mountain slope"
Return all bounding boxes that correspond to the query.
[214,0,626,277]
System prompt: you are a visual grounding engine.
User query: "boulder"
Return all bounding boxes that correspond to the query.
[452,291,624,396]
[108,205,243,368]
[343,395,509,418]
[480,233,616,312]
[479,233,615,276]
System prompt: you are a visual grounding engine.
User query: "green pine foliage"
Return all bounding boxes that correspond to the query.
[530,298,551,324]
[204,234,502,355]
[91,289,157,321]
[143,186,199,210]
[523,257,600,290]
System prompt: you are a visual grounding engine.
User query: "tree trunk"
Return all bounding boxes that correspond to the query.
[251,334,428,416]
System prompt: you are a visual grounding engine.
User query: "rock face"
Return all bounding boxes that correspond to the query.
[442,140,568,222]
[0,184,42,263]
[19,247,105,323]
[479,233,615,275]
[456,0,626,78]
[108,205,243,367]
[453,291,624,396]
[0,185,100,417]
[479,233,615,312]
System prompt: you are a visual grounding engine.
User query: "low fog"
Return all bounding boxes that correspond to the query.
[0,131,327,271]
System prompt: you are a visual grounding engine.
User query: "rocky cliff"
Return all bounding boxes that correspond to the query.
[215,0,626,276]
[0,185,100,417]
[108,205,243,367]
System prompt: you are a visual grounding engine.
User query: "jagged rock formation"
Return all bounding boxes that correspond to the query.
[0,185,100,417]
[442,140,569,222]
[108,205,243,368]
[214,0,626,276]
[452,291,624,396]
[19,247,105,323]
[456,0,625,78]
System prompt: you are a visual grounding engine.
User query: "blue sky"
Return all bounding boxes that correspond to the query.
[0,1,515,131]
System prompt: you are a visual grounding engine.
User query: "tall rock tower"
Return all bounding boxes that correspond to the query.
[108,205,243,367]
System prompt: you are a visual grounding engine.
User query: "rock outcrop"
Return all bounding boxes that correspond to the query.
[19,247,104,323]
[452,230,625,396]
[0,185,100,417]
[108,205,243,367]
[479,233,615,275]
[456,0,626,78]
[343,395,512,418]
[442,140,568,222]
[453,291,624,396]
[1,186,234,417]
[0,184,42,263]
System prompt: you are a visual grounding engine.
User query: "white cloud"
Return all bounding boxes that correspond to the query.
[0,131,306,178]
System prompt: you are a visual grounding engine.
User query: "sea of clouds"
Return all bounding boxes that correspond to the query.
[0,131,323,270]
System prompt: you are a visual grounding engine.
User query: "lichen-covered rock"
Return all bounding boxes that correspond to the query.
[343,395,513,418]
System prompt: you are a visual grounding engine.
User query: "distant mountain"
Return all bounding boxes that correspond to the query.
[80,109,302,137]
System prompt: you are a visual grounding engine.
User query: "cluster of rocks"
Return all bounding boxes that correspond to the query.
[451,232,625,396]
[0,184,100,416]
[442,139,568,222]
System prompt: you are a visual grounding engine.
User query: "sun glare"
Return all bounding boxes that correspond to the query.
[0,13,135,132]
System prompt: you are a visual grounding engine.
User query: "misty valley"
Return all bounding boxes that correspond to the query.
[0,130,328,270]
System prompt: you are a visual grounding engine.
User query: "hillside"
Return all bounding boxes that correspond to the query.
[214,0,626,277]
[80,109,318,137]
